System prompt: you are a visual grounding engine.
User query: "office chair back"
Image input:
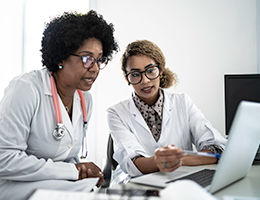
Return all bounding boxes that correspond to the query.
[101,134,118,188]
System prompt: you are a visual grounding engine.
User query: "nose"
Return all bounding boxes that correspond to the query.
[88,62,99,72]
[140,72,150,84]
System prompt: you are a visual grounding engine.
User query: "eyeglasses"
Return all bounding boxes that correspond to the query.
[71,53,108,70]
[125,65,160,85]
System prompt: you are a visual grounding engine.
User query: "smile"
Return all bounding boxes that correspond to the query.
[83,77,95,83]
[141,86,153,92]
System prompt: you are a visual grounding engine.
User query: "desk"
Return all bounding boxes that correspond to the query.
[114,164,260,199]
[27,164,259,200]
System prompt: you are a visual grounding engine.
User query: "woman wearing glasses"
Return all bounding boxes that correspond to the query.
[107,40,226,184]
[0,11,118,200]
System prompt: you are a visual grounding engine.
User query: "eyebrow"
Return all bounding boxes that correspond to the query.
[129,64,154,71]
[78,50,103,57]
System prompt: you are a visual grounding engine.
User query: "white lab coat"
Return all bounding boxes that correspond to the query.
[0,68,93,200]
[107,91,226,183]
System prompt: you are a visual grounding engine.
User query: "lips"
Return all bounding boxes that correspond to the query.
[141,86,153,93]
[82,76,96,84]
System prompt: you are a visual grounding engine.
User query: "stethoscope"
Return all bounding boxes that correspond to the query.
[50,73,88,159]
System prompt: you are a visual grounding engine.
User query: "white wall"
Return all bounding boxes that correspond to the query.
[89,0,258,166]
[0,0,24,98]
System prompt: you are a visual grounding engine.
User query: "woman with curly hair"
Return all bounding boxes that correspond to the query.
[107,40,226,184]
[0,10,118,200]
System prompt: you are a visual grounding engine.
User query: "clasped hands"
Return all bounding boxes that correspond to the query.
[154,145,184,172]
[75,162,104,186]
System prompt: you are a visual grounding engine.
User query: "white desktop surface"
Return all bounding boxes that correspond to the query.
[117,164,260,199]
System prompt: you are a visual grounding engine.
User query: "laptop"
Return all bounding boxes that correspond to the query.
[130,101,260,193]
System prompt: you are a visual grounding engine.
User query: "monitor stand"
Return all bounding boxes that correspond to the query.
[254,145,260,162]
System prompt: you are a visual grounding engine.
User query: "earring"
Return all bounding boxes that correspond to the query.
[58,65,63,69]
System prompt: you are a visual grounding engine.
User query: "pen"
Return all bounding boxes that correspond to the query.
[183,150,221,159]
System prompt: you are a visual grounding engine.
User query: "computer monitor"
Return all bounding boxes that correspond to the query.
[225,74,260,134]
[225,74,260,161]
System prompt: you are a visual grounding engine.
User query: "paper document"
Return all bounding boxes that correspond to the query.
[29,178,98,200]
[29,189,160,200]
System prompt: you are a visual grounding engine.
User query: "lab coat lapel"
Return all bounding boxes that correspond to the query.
[129,97,151,133]
[72,91,81,127]
[59,97,74,139]
[60,91,82,139]
[161,92,173,132]
[42,68,52,96]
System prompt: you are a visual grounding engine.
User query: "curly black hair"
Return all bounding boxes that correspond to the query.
[41,10,118,72]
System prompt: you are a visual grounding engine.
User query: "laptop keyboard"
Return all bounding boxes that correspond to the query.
[166,169,216,187]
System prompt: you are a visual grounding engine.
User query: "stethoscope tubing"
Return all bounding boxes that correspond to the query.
[50,74,63,124]
[50,73,87,125]
[77,88,87,126]
[50,72,88,158]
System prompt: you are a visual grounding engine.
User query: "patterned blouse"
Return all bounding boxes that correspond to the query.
[132,89,164,142]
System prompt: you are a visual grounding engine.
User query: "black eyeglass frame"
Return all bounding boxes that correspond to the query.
[71,53,108,70]
[125,64,161,85]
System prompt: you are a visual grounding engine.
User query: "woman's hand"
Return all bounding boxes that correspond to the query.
[154,145,184,172]
[75,162,104,186]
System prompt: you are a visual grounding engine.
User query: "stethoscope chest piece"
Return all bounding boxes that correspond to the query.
[53,123,66,140]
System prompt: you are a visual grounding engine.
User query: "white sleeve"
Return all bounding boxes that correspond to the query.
[107,106,144,177]
[0,78,78,181]
[184,94,227,151]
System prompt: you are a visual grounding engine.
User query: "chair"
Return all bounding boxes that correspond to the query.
[101,134,118,188]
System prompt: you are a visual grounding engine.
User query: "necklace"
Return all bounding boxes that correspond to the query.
[65,106,70,113]
[65,104,73,114]
[55,86,72,114]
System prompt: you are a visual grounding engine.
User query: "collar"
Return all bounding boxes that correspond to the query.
[41,68,80,100]
[41,68,52,96]
[132,89,164,119]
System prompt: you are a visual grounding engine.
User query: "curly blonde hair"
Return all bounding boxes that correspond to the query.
[121,40,177,88]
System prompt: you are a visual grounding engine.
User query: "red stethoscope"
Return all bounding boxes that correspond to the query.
[50,73,88,158]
